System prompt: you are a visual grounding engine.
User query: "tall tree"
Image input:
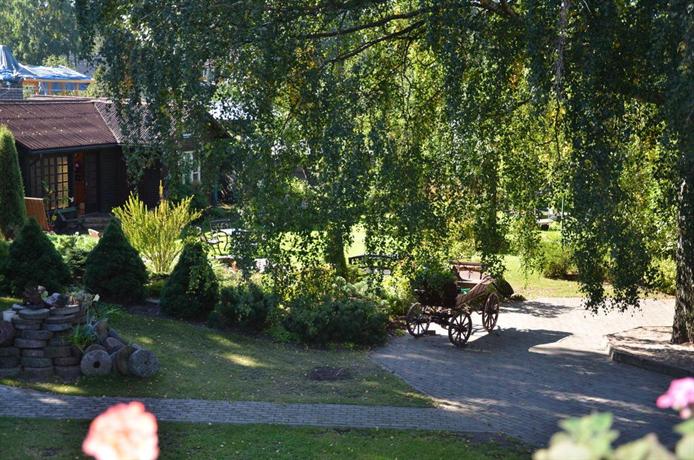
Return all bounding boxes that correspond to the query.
[76,0,693,342]
[0,0,80,65]
[0,125,26,239]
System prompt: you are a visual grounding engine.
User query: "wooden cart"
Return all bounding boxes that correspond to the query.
[405,262,501,347]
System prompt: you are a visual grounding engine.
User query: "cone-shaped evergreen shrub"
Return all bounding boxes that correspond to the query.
[84,220,148,303]
[0,125,26,239]
[161,242,219,320]
[7,218,70,294]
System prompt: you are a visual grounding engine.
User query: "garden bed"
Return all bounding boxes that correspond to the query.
[0,309,431,407]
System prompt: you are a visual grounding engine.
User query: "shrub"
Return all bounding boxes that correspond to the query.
[6,218,70,294]
[160,242,218,319]
[49,234,98,282]
[542,243,576,280]
[214,281,278,332]
[113,189,202,275]
[0,239,9,293]
[652,258,676,295]
[145,276,168,299]
[410,263,458,307]
[84,220,148,303]
[0,125,26,239]
[283,296,388,346]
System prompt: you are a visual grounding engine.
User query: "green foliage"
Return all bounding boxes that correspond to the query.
[652,259,677,296]
[68,323,97,351]
[535,413,694,460]
[542,243,576,281]
[84,220,148,303]
[0,125,26,240]
[283,296,388,346]
[6,219,70,294]
[410,263,458,307]
[0,240,9,294]
[213,281,278,332]
[145,276,168,299]
[160,242,219,320]
[77,1,692,337]
[0,0,80,65]
[113,191,203,275]
[48,234,98,282]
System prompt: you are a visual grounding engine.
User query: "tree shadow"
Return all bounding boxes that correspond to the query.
[501,300,574,318]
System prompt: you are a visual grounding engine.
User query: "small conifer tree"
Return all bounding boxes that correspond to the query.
[84,220,148,303]
[0,125,26,239]
[7,218,70,294]
[161,242,218,319]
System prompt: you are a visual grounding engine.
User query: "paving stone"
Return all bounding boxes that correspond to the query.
[18,308,49,320]
[22,366,54,379]
[21,349,45,358]
[21,357,52,368]
[21,329,53,340]
[0,347,19,357]
[0,367,20,378]
[0,357,19,368]
[14,338,46,349]
[54,365,81,381]
[53,356,80,366]
[44,323,72,332]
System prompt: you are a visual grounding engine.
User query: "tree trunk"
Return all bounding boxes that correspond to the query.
[672,173,694,344]
[325,227,348,278]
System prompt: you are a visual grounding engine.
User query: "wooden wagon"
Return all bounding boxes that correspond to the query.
[405,261,501,347]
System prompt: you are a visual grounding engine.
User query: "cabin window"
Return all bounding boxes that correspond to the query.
[182,151,201,184]
[28,155,71,210]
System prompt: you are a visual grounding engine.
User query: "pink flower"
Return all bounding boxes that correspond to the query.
[657,377,694,419]
[83,401,159,460]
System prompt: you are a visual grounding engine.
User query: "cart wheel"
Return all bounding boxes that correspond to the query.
[406,303,430,338]
[482,292,499,332]
[448,312,472,347]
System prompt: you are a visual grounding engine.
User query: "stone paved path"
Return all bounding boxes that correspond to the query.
[0,384,486,434]
[371,298,681,446]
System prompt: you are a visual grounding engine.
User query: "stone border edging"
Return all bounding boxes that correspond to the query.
[607,344,692,378]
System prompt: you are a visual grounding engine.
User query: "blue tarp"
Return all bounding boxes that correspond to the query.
[0,45,91,83]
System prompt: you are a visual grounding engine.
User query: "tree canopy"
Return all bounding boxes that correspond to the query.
[0,0,80,65]
[76,0,693,342]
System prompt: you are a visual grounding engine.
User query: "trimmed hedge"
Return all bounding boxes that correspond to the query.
[84,220,148,303]
[160,242,218,320]
[213,282,277,332]
[0,125,26,239]
[6,218,70,294]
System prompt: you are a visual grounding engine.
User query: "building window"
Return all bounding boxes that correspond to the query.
[28,155,71,210]
[182,151,201,184]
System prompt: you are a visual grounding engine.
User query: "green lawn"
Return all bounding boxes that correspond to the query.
[0,309,430,407]
[0,417,530,460]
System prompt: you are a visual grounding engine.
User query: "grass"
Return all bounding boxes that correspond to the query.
[0,417,531,460]
[0,308,430,407]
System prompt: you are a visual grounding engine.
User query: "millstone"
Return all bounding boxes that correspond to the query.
[53,356,80,366]
[12,323,41,331]
[0,356,20,368]
[84,344,106,354]
[0,347,19,357]
[49,336,70,346]
[0,367,20,378]
[18,308,49,320]
[21,349,45,357]
[23,366,54,379]
[127,349,159,378]
[44,315,78,324]
[113,345,136,375]
[51,305,81,316]
[11,318,42,329]
[44,323,72,332]
[44,293,67,308]
[21,329,53,340]
[14,338,46,349]
[21,357,52,368]
[44,346,72,358]
[11,304,24,312]
[80,350,112,376]
[104,337,125,353]
[54,365,81,380]
[0,322,15,346]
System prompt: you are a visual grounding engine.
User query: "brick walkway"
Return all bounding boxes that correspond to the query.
[0,384,485,434]
[371,298,681,446]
